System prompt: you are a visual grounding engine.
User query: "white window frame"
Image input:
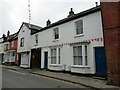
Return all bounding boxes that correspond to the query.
[12,41,14,48]
[51,48,57,64]
[20,37,24,47]
[75,20,83,36]
[50,47,61,65]
[53,27,59,40]
[73,45,88,66]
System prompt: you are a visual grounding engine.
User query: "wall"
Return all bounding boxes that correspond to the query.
[18,25,31,52]
[17,24,32,68]
[9,39,18,50]
[32,11,104,74]
[9,39,18,65]
[101,2,120,86]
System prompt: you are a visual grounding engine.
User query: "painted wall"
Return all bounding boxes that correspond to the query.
[17,24,32,68]
[9,39,18,50]
[0,44,4,54]
[31,11,104,74]
[18,25,31,53]
[3,42,9,63]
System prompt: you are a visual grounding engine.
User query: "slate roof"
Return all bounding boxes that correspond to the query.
[31,5,101,35]
[7,33,18,41]
[18,22,43,35]
[24,22,42,30]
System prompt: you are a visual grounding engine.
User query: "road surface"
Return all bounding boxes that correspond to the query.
[2,68,88,88]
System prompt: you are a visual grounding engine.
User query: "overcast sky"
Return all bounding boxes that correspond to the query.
[0,0,100,37]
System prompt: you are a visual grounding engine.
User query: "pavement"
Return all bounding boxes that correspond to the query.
[1,65,120,89]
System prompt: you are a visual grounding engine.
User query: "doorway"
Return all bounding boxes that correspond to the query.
[44,52,48,69]
[31,48,41,68]
[95,47,106,75]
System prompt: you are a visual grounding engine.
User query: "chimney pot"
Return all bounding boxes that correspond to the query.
[68,8,74,17]
[46,19,51,26]
[2,34,6,38]
[95,2,98,7]
[7,30,10,37]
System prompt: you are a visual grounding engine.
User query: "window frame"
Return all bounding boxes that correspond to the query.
[11,41,14,48]
[20,37,24,47]
[75,20,83,35]
[53,27,59,40]
[73,45,88,66]
[4,44,9,51]
[50,47,61,65]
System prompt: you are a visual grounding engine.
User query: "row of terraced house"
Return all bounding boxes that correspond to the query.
[0,2,120,86]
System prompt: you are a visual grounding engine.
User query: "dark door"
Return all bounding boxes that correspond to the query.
[44,52,48,69]
[95,47,106,74]
[18,54,21,66]
[31,48,41,68]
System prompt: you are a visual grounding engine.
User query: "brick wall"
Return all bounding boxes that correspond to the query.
[101,2,120,86]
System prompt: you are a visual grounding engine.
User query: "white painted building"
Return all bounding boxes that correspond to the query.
[31,6,106,74]
[17,22,42,68]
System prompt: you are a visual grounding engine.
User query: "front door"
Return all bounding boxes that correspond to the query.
[18,54,21,66]
[31,48,41,68]
[95,47,106,74]
[44,52,48,69]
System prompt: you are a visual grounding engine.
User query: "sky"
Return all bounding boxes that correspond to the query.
[0,0,101,37]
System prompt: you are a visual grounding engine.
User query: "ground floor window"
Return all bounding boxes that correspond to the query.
[73,45,88,66]
[50,48,61,64]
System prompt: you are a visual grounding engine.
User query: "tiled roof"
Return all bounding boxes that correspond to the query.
[7,33,18,41]
[31,5,101,35]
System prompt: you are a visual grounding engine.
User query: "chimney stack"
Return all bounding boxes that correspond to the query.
[68,8,74,17]
[95,2,98,7]
[2,34,6,38]
[2,34,6,42]
[46,19,51,26]
[7,30,10,37]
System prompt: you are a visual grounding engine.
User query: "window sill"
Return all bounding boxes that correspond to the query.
[71,65,90,68]
[74,34,84,38]
[49,64,63,67]
[52,39,59,42]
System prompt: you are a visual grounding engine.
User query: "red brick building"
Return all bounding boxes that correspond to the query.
[101,2,120,86]
[7,33,18,65]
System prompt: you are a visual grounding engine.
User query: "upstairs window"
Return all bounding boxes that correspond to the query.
[35,34,38,45]
[53,27,59,40]
[75,20,83,35]
[20,37,24,47]
[12,41,14,48]
[4,44,9,51]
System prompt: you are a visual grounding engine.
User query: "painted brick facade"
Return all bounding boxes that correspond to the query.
[9,39,18,65]
[101,2,120,86]
[9,39,18,50]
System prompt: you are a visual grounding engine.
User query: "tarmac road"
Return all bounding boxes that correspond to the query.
[2,68,87,88]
